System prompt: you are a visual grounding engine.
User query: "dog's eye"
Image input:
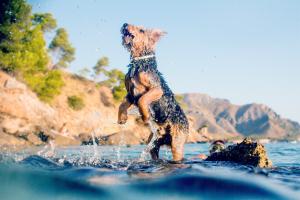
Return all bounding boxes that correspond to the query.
[139,29,145,33]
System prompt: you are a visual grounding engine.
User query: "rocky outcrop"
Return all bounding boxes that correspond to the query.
[206,138,272,168]
[0,72,59,148]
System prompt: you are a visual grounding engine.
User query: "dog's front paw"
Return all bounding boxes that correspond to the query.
[141,115,150,125]
[118,114,128,124]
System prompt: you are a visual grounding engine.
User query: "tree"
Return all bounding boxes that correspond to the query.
[100,69,123,87]
[0,0,51,73]
[0,0,31,29]
[49,28,75,68]
[109,69,126,101]
[93,56,109,76]
[92,56,126,101]
[32,13,57,32]
[112,81,126,101]
[77,67,91,78]
[0,0,65,102]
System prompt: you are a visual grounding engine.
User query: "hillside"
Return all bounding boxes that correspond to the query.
[183,93,300,139]
[0,71,299,149]
[0,71,152,148]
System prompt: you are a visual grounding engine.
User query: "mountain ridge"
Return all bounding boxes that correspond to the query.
[182,93,300,138]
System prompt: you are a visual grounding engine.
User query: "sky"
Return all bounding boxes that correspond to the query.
[28,0,300,122]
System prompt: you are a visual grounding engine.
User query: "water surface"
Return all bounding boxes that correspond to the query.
[1,142,300,200]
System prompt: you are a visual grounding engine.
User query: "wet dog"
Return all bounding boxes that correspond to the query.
[118,23,189,161]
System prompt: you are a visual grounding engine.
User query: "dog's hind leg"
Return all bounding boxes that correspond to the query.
[171,125,187,162]
[148,134,165,160]
[148,129,172,160]
[150,142,160,160]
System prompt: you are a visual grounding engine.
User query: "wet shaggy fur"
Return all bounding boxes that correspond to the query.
[127,58,188,129]
[118,23,189,161]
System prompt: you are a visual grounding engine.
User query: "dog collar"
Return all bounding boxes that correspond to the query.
[132,54,155,61]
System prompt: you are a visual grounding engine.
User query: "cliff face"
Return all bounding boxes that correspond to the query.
[0,72,58,147]
[0,71,299,149]
[183,93,300,138]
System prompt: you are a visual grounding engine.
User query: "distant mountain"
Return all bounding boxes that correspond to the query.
[183,93,300,139]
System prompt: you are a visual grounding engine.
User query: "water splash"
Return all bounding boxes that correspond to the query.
[37,140,56,158]
[90,128,98,158]
[116,123,130,163]
[90,111,102,161]
[49,140,56,156]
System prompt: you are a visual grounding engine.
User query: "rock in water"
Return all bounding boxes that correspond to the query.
[206,138,272,168]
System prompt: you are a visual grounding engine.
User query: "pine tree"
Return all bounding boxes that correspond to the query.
[93,56,109,76]
[49,28,75,68]
[0,0,67,102]
[32,13,57,32]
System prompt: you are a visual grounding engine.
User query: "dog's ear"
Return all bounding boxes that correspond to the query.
[151,29,167,43]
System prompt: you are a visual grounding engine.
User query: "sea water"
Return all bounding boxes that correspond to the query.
[0,142,300,200]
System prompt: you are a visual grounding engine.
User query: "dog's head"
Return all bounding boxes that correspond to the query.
[121,23,166,58]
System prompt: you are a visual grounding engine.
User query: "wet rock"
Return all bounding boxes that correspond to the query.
[52,135,81,146]
[78,133,100,145]
[0,131,30,148]
[206,138,272,168]
[27,133,43,146]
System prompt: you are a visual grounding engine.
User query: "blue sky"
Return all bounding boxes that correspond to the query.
[28,0,300,122]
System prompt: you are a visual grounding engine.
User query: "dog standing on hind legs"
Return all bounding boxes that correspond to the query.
[117,23,189,162]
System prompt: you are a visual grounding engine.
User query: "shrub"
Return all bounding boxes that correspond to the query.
[67,95,85,110]
[112,83,126,102]
[24,70,64,102]
[92,57,126,102]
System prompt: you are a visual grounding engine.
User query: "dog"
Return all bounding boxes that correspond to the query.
[118,23,189,162]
